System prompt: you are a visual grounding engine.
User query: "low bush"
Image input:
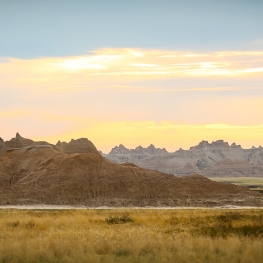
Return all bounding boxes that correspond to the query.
[105,215,134,224]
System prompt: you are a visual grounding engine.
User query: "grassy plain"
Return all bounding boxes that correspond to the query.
[210,177,263,192]
[0,209,263,263]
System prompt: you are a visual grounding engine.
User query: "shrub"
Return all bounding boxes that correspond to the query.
[105,215,134,224]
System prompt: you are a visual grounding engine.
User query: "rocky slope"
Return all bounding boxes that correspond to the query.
[0,145,262,207]
[103,140,263,177]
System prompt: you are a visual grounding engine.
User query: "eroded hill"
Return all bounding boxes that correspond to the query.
[0,146,262,207]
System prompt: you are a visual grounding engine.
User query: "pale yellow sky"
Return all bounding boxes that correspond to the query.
[1,49,263,152]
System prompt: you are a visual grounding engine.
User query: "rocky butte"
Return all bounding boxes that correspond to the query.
[0,133,262,207]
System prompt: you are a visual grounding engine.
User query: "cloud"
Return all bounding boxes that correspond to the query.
[129,63,160,67]
[239,68,263,73]
[1,48,263,93]
[1,48,263,150]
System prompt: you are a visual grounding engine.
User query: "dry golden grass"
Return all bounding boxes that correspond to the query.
[0,209,263,263]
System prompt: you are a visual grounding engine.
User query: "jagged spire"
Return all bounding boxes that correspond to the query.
[16,132,22,138]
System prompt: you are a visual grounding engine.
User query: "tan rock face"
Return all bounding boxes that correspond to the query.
[0,147,262,207]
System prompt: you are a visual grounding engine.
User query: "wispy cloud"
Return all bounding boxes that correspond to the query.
[1,48,263,93]
[1,48,263,150]
[129,63,160,68]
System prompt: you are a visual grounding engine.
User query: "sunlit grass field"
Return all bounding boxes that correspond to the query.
[0,209,263,263]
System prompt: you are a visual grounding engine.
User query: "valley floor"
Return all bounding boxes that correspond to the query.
[210,177,263,193]
[0,209,263,263]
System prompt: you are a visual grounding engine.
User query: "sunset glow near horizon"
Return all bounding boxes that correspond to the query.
[1,1,263,153]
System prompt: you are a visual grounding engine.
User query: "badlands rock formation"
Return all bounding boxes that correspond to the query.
[106,144,168,163]
[0,133,100,155]
[3,132,52,150]
[103,140,263,177]
[55,138,99,155]
[0,145,262,207]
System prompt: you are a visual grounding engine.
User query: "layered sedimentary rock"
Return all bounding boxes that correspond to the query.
[0,146,262,207]
[103,140,263,177]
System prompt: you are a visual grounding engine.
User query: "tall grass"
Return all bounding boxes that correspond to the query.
[0,209,263,263]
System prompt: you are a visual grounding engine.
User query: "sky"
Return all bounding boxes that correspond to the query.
[1,0,263,152]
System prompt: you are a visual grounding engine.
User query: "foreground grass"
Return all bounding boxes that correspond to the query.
[0,209,263,263]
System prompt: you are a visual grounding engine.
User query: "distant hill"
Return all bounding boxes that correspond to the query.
[103,140,263,177]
